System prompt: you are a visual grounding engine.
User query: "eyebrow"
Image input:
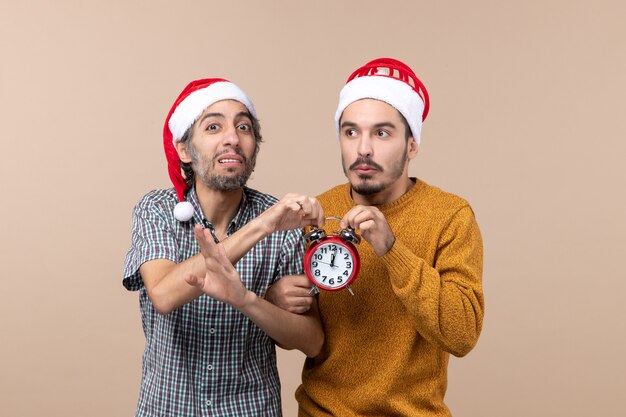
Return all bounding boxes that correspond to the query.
[340,121,397,130]
[198,111,252,125]
[235,111,253,121]
[373,122,397,130]
[198,112,225,125]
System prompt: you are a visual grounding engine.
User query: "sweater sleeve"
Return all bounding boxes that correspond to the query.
[382,205,484,357]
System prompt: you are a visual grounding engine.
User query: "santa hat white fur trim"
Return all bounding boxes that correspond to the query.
[335,76,425,144]
[169,81,256,143]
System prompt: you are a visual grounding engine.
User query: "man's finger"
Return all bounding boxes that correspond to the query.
[195,224,221,258]
[194,225,218,252]
[291,288,315,297]
[298,198,312,216]
[193,225,211,257]
[283,275,314,286]
[290,306,311,314]
[315,208,325,228]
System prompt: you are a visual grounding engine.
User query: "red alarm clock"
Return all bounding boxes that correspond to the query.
[303,224,361,295]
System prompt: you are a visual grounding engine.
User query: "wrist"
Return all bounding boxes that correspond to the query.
[236,289,260,313]
[385,235,396,255]
[375,234,396,257]
[253,211,276,237]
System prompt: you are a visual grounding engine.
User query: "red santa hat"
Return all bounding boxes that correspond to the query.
[335,58,430,144]
[163,78,256,221]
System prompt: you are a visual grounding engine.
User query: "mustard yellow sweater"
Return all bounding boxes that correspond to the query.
[296,178,484,417]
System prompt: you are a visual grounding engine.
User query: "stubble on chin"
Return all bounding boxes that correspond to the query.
[351,177,385,195]
[194,153,256,192]
[342,158,384,196]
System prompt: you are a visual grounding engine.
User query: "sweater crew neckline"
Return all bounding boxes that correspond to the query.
[343,177,424,213]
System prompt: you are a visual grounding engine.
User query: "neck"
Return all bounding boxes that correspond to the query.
[194,181,244,237]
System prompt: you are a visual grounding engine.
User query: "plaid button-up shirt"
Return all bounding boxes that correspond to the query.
[123,186,304,417]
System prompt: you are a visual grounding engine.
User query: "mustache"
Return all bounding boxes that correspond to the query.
[349,157,384,172]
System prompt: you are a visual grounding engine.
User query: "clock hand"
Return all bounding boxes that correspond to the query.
[330,253,336,267]
[315,260,337,268]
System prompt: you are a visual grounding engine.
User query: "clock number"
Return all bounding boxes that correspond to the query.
[337,277,343,284]
[322,276,328,283]
[312,261,318,267]
[321,247,327,254]
[330,245,337,251]
[315,254,323,260]
[314,269,320,276]
[346,262,352,268]
[344,253,349,260]
[343,270,349,276]
[329,278,335,285]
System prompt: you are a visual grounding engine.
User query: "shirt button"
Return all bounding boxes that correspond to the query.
[206,400,212,406]
[207,364,213,371]
[209,328,216,334]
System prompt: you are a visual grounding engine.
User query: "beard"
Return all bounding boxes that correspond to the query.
[352,178,386,195]
[342,144,408,196]
[191,147,256,192]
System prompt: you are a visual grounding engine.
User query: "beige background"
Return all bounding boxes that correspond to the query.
[1,0,625,416]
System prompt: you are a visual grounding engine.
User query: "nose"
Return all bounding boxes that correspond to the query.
[357,134,373,157]
[222,124,241,148]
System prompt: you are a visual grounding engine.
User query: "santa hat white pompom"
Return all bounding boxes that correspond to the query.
[173,201,194,222]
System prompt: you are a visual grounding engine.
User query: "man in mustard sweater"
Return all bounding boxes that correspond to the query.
[266,58,484,416]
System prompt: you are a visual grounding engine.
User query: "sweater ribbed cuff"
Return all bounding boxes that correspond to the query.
[382,239,425,290]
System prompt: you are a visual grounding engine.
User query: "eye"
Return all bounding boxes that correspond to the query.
[375,129,390,138]
[237,123,251,132]
[344,128,358,137]
[206,123,220,132]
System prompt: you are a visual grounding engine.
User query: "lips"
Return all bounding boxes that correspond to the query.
[216,153,243,165]
[353,164,377,174]
[349,157,383,174]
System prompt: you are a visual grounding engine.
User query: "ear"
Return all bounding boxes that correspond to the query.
[175,140,192,163]
[407,137,419,160]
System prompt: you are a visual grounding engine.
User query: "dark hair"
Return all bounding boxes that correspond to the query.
[398,111,413,141]
[178,112,263,188]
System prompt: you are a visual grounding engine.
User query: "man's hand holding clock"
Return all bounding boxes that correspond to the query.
[259,193,325,233]
[340,205,395,257]
[267,205,395,313]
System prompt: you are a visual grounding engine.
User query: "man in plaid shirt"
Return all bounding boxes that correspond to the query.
[123,78,324,416]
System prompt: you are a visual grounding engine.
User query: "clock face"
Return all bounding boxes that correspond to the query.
[306,239,359,290]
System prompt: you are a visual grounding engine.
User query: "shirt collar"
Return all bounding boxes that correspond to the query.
[186,185,250,236]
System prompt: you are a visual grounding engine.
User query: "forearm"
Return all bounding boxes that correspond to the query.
[144,192,318,314]
[238,291,323,358]
[384,239,484,357]
[145,217,273,314]
[220,214,272,263]
[142,255,205,314]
